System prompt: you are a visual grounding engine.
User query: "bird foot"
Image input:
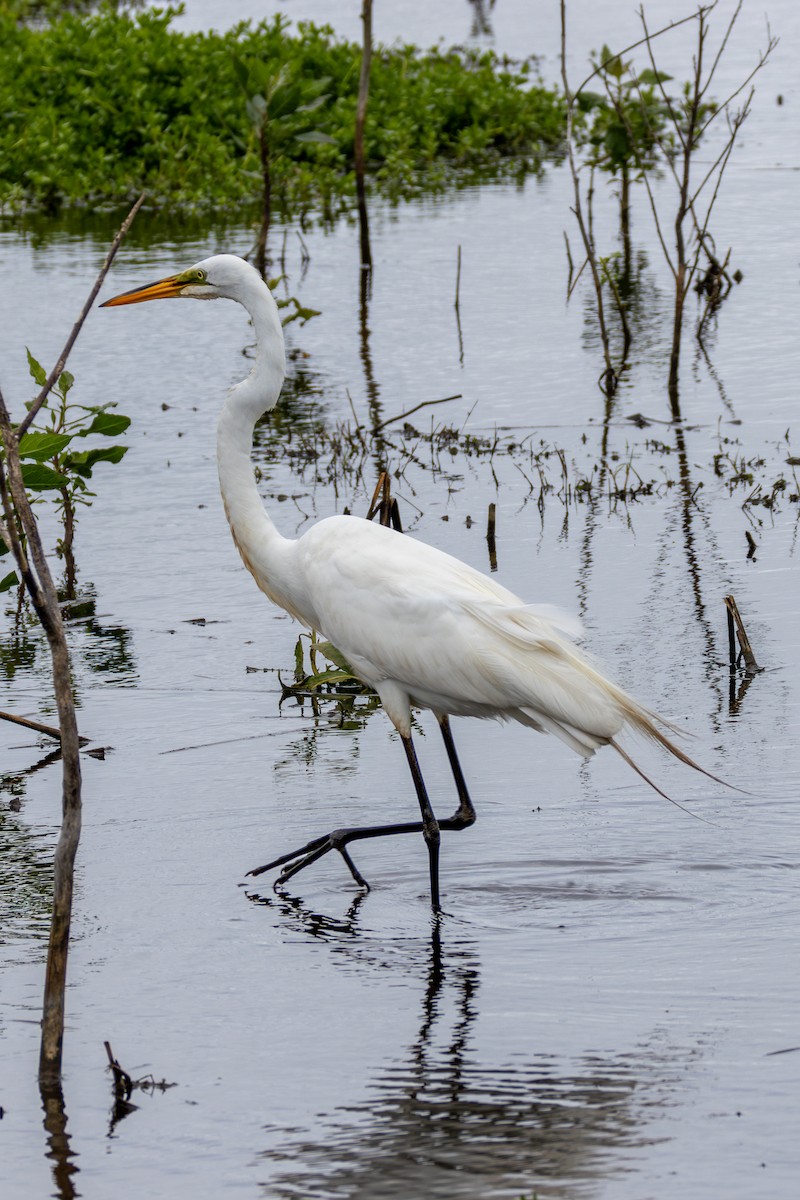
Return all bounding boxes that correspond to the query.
[246,827,371,891]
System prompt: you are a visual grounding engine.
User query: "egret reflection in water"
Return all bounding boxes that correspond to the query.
[247,899,691,1199]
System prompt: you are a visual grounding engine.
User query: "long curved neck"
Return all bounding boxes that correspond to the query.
[216,275,307,621]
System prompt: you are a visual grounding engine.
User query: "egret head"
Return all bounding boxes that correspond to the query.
[101,254,261,307]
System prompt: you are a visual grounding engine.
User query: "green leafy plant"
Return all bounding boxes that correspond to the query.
[562,2,776,405]
[232,54,334,271]
[281,631,380,728]
[0,353,130,600]
[0,8,565,218]
[577,47,673,283]
[267,276,321,329]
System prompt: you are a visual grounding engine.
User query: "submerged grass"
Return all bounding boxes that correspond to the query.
[0,6,565,216]
[253,392,800,527]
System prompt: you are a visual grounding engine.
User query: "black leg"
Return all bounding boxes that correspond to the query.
[438,715,477,828]
[246,718,477,905]
[401,733,441,911]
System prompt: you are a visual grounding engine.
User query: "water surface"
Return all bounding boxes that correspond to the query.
[2,3,799,1198]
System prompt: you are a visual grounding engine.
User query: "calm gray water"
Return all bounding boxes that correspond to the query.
[2,2,799,1198]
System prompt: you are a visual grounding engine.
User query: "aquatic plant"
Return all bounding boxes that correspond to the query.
[0,7,565,217]
[561,0,777,405]
[576,46,673,283]
[7,353,131,601]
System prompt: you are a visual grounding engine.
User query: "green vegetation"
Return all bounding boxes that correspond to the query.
[0,353,130,599]
[576,47,674,282]
[282,631,379,729]
[0,5,565,217]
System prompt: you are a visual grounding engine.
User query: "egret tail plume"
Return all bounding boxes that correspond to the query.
[623,704,740,792]
[610,740,720,825]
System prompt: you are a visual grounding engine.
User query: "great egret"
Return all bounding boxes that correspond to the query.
[103,254,720,910]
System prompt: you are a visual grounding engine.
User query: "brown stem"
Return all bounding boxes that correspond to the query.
[0,397,82,1085]
[0,708,63,741]
[255,129,272,278]
[58,486,77,601]
[668,18,706,413]
[355,0,373,270]
[620,166,632,283]
[560,1,617,394]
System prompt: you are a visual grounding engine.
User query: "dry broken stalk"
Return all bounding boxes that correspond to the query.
[0,195,143,1083]
[724,594,761,675]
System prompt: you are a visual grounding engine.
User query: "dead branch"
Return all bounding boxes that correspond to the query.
[0,198,142,1084]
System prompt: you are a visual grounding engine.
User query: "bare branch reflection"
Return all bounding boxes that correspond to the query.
[40,1081,79,1200]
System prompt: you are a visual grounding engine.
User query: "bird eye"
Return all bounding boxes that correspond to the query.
[196,269,207,282]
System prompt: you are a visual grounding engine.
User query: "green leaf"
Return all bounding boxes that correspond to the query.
[26,348,47,388]
[65,445,128,477]
[79,412,131,437]
[0,569,19,593]
[58,369,74,395]
[295,130,337,146]
[637,68,672,86]
[304,668,358,691]
[577,90,608,111]
[604,124,630,164]
[295,93,330,115]
[17,431,73,460]
[317,642,355,672]
[246,94,267,127]
[280,302,321,328]
[231,55,249,91]
[21,462,69,490]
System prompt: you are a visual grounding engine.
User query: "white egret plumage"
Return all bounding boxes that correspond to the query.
[103,253,723,910]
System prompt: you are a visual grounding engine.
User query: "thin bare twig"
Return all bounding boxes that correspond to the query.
[573,7,711,100]
[699,0,743,102]
[696,35,777,139]
[372,394,462,433]
[18,193,146,438]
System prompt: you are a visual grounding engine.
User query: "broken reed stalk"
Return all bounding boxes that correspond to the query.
[366,470,403,531]
[371,393,462,434]
[724,594,761,674]
[0,196,142,1084]
[486,502,497,571]
[454,244,462,311]
[354,0,373,270]
[104,1041,133,1099]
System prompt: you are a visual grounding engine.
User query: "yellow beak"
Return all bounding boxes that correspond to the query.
[101,275,185,307]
